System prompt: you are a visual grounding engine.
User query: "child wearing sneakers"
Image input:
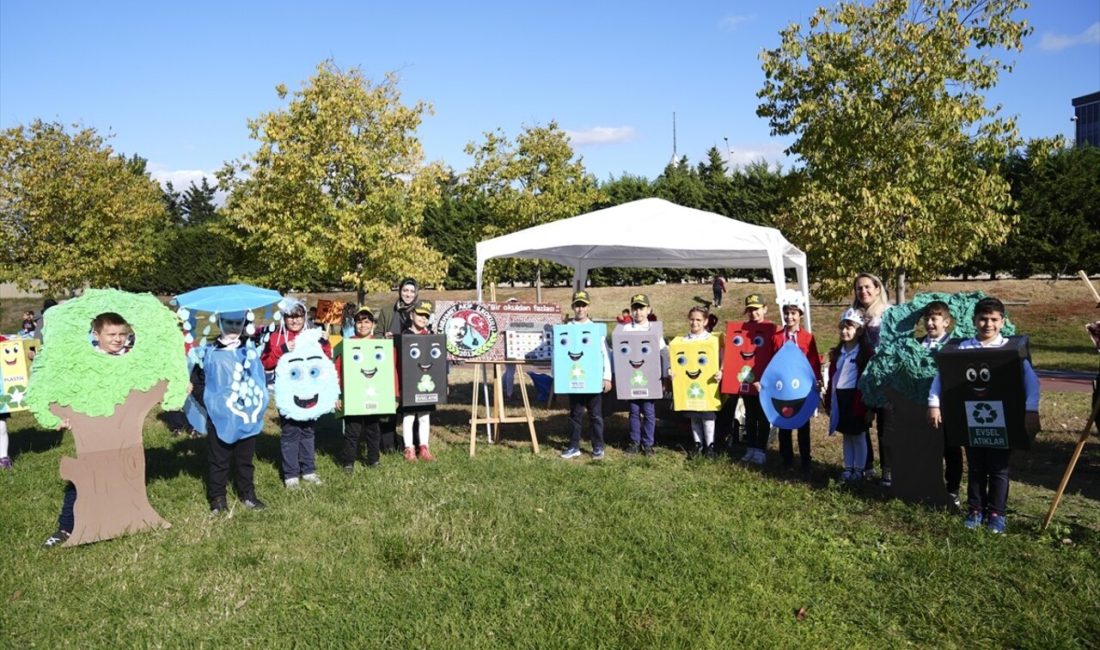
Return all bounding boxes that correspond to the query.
[560,290,612,460]
[739,293,775,466]
[771,291,822,479]
[621,293,666,456]
[401,300,437,462]
[823,308,873,482]
[335,306,388,472]
[919,301,961,504]
[683,306,722,459]
[927,297,1041,533]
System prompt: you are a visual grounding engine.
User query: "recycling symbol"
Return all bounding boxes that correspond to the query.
[971,402,998,424]
[631,370,648,387]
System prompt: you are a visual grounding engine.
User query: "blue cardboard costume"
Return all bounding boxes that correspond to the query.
[760,341,820,429]
[552,323,607,394]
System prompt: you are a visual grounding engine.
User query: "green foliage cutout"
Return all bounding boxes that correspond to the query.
[859,292,1016,408]
[26,289,189,428]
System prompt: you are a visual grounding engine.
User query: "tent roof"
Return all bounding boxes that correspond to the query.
[475,198,806,272]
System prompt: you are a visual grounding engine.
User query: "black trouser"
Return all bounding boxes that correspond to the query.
[342,415,382,466]
[568,393,604,450]
[206,427,257,503]
[718,395,740,447]
[864,408,890,472]
[944,436,963,495]
[779,424,811,471]
[163,410,189,433]
[965,446,1011,516]
[743,395,769,449]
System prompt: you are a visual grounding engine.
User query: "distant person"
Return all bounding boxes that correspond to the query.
[712,275,727,308]
[21,311,36,336]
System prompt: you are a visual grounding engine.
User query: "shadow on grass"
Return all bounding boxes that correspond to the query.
[9,426,63,455]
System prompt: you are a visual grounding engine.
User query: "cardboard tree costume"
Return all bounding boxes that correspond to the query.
[612,322,665,400]
[720,321,777,396]
[936,336,1032,450]
[760,341,821,429]
[0,338,38,414]
[274,328,340,420]
[339,337,396,415]
[25,289,189,547]
[399,333,448,407]
[552,323,607,395]
[669,336,722,411]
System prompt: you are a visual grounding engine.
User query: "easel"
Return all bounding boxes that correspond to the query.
[468,360,540,457]
[1041,271,1100,529]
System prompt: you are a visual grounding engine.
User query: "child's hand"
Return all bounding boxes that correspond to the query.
[335,399,343,412]
[714,370,723,382]
[927,407,942,429]
[602,379,612,394]
[57,418,71,431]
[751,381,761,392]
[285,339,296,352]
[187,382,194,395]
[1025,411,1041,436]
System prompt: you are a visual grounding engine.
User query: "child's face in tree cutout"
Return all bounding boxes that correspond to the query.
[94,323,130,354]
[854,277,880,308]
[744,305,767,323]
[925,313,951,338]
[412,312,429,330]
[973,309,1004,343]
[838,321,860,345]
[354,316,375,337]
[783,307,802,330]
[688,312,706,335]
[400,284,417,306]
[285,311,305,333]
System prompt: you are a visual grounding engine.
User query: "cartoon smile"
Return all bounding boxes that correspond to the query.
[418,362,432,372]
[3,358,15,366]
[568,352,584,361]
[629,359,645,369]
[740,351,755,360]
[971,385,989,398]
[771,396,807,419]
[294,394,319,409]
[686,369,702,379]
[360,367,378,379]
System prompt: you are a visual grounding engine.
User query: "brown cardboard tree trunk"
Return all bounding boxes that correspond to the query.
[50,381,170,547]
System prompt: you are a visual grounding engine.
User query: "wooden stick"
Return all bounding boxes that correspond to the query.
[1042,389,1100,530]
[1079,270,1100,306]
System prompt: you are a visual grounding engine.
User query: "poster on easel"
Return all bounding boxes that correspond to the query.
[435,301,561,362]
[1,338,38,413]
[611,323,665,400]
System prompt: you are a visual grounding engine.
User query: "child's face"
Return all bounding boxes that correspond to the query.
[973,310,1004,342]
[94,323,130,354]
[631,304,650,323]
[23,311,34,319]
[573,303,590,321]
[400,284,417,305]
[285,311,305,333]
[744,305,767,323]
[925,313,950,338]
[838,321,860,344]
[783,307,802,329]
[354,317,375,337]
[412,312,429,329]
[688,312,706,334]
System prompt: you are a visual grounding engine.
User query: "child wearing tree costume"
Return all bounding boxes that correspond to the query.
[927,297,1040,534]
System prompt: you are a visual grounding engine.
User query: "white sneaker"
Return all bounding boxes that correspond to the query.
[752,449,766,465]
[284,477,300,489]
[881,469,893,488]
[302,473,323,485]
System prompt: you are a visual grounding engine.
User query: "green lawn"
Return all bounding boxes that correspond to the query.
[3,382,1098,647]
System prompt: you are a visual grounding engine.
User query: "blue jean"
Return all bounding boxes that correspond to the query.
[568,393,604,451]
[628,399,657,446]
[280,419,317,479]
[966,446,1011,516]
[58,482,77,532]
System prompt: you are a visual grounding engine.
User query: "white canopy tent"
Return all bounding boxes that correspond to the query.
[475,198,814,329]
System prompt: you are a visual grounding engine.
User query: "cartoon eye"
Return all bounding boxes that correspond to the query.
[373,351,385,362]
[697,353,708,366]
[308,366,321,379]
[640,344,651,355]
[619,344,630,355]
[581,336,590,345]
[290,368,302,380]
[775,379,783,391]
[978,368,990,382]
[559,336,568,346]
[677,354,687,366]
[409,348,421,359]
[351,352,362,363]
[733,335,744,346]
[752,335,764,346]
[430,347,442,359]
[791,378,801,390]
[965,368,977,382]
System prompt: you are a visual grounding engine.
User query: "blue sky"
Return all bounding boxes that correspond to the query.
[2,1,1097,191]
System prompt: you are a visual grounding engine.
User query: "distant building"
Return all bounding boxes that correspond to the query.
[1072,91,1100,147]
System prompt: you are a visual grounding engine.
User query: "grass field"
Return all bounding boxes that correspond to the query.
[2,279,1099,647]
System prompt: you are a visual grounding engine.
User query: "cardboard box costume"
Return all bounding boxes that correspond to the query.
[399,333,448,407]
[0,338,37,414]
[936,336,1032,450]
[721,321,776,396]
[552,323,607,395]
[612,323,665,400]
[760,341,821,429]
[340,338,396,416]
[669,336,722,411]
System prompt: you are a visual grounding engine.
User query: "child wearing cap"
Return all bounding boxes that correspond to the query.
[823,308,874,482]
[920,301,961,503]
[621,293,667,456]
[335,306,388,472]
[770,291,822,478]
[560,290,613,460]
[683,306,722,458]
[738,293,776,465]
[400,300,437,462]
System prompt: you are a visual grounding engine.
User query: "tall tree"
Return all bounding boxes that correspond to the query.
[181,177,219,225]
[0,121,168,294]
[218,60,447,302]
[757,0,1029,299]
[462,122,601,287]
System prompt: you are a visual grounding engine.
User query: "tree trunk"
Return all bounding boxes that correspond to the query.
[50,381,170,547]
[535,265,542,303]
[896,270,907,304]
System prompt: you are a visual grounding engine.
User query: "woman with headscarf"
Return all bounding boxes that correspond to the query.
[388,278,419,337]
[851,272,892,486]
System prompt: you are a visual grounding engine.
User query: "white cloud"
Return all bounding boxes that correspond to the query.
[719,14,755,32]
[1039,21,1100,51]
[148,163,226,205]
[565,126,637,146]
[722,141,790,172]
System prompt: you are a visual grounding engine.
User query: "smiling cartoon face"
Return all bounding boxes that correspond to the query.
[936,337,1032,450]
[669,336,721,411]
[759,342,820,428]
[964,363,992,398]
[552,323,607,394]
[274,329,339,420]
[341,338,395,415]
[721,321,776,396]
[612,323,664,399]
[399,333,448,406]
